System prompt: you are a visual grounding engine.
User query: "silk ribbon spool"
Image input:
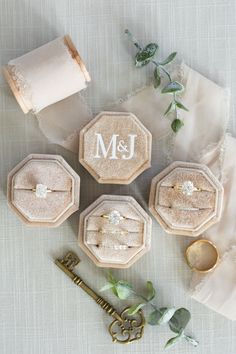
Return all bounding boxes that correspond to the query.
[3,35,92,152]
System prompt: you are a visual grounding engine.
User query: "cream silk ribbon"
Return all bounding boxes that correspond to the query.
[4,37,92,153]
[112,64,236,321]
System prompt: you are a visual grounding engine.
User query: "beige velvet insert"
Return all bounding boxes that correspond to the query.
[12,190,72,221]
[85,202,144,263]
[13,160,72,190]
[8,154,80,227]
[149,162,223,236]
[79,195,152,268]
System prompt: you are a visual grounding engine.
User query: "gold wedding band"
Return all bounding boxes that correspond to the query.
[185,239,219,273]
[99,228,129,236]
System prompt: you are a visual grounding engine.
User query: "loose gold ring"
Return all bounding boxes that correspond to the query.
[185,239,219,273]
[101,210,136,225]
[32,184,52,198]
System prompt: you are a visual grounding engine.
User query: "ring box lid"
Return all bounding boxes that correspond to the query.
[7,154,80,227]
[149,161,224,237]
[78,195,152,268]
[79,111,152,184]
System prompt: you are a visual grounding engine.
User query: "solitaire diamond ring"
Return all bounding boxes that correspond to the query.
[32,184,52,199]
[173,180,201,196]
[101,210,136,225]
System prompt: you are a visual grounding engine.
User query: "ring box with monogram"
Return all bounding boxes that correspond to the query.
[79,111,152,184]
[7,154,80,227]
[149,161,224,237]
[78,194,152,268]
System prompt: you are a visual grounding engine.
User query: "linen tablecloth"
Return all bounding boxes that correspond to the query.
[1,1,236,353]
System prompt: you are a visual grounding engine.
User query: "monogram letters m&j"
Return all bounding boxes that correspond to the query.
[94,133,137,160]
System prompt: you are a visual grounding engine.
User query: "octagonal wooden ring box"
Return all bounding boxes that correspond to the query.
[78,195,152,268]
[79,111,152,184]
[7,154,80,227]
[149,161,224,237]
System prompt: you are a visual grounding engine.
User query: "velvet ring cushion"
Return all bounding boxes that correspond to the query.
[149,161,224,237]
[7,154,80,227]
[78,195,152,268]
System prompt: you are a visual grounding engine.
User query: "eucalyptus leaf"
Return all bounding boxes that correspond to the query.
[107,270,117,284]
[159,52,177,66]
[116,280,133,299]
[153,67,161,88]
[146,281,156,301]
[147,310,161,325]
[157,307,176,325]
[161,81,184,94]
[184,335,199,347]
[175,101,189,111]
[165,329,184,349]
[171,119,184,133]
[128,303,145,315]
[100,283,114,292]
[111,286,118,297]
[169,308,191,333]
[124,29,142,50]
[164,101,175,116]
[135,43,158,67]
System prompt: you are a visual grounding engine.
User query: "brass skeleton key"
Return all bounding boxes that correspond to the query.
[55,252,145,344]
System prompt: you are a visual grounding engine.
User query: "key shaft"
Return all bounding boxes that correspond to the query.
[55,254,122,322]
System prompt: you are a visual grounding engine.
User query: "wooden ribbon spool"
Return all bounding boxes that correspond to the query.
[3,35,91,114]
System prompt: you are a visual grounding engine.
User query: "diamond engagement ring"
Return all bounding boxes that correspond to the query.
[173,180,201,196]
[101,210,135,225]
[32,184,52,199]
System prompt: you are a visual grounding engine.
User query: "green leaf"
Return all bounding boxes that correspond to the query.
[169,308,191,334]
[135,43,158,67]
[128,303,145,315]
[147,310,161,325]
[171,119,184,133]
[146,281,156,301]
[161,81,184,94]
[153,67,161,88]
[157,307,176,325]
[124,29,142,50]
[184,335,199,347]
[159,52,177,65]
[107,270,117,284]
[100,283,114,292]
[175,101,189,111]
[165,329,184,349]
[111,286,118,297]
[164,101,175,116]
[116,280,133,299]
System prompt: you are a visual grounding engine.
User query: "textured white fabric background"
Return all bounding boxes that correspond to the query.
[0,0,236,353]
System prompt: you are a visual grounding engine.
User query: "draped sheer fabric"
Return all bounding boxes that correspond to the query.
[113,64,236,320]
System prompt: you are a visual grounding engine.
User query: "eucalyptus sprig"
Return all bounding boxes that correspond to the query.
[101,272,198,349]
[125,29,188,133]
